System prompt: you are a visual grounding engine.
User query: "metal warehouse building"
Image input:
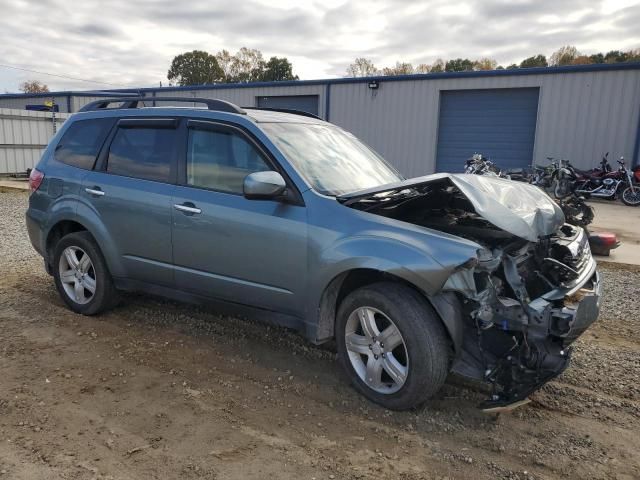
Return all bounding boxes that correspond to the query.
[1,62,639,176]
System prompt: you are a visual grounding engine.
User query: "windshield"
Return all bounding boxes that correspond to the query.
[261,122,404,196]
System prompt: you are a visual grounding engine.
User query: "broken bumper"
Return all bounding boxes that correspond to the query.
[549,270,601,344]
[480,269,601,410]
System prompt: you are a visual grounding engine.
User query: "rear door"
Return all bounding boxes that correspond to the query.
[171,119,308,315]
[82,118,178,286]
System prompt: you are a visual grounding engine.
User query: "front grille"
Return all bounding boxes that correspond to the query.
[562,230,591,273]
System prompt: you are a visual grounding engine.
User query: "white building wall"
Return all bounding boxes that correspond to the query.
[328,69,640,176]
[0,95,71,113]
[0,108,69,174]
[148,84,327,118]
[1,68,638,176]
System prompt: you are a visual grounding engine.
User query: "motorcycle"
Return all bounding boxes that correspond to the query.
[464,155,595,227]
[573,157,640,206]
[464,154,503,177]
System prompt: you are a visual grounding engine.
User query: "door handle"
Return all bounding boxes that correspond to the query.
[85,187,105,196]
[174,203,202,215]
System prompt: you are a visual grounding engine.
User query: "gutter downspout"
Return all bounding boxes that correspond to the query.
[324,83,331,122]
[633,102,640,167]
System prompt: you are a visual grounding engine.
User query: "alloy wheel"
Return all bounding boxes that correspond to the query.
[344,306,409,394]
[58,246,96,305]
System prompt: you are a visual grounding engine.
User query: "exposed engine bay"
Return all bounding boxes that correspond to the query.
[342,174,601,410]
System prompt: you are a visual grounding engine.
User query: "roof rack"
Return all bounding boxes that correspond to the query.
[242,107,322,120]
[79,96,246,114]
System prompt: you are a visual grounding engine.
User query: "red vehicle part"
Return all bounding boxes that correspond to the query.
[588,232,620,256]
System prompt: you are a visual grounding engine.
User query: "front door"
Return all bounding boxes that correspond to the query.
[171,120,307,315]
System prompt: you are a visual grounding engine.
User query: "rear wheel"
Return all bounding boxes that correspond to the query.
[336,282,450,410]
[621,185,640,206]
[53,231,119,315]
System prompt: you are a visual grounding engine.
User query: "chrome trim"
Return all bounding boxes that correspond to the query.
[174,204,201,214]
[85,188,105,196]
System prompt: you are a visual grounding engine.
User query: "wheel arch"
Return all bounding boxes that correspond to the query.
[315,268,465,355]
[44,213,124,277]
[45,219,89,273]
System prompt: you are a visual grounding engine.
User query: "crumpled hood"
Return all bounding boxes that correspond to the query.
[339,173,565,242]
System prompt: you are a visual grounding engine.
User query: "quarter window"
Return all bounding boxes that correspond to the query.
[54,118,114,170]
[107,127,177,183]
[187,127,272,193]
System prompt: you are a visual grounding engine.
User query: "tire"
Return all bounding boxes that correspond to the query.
[621,185,640,206]
[52,231,119,315]
[336,282,451,410]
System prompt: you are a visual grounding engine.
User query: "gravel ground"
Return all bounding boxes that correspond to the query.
[1,189,639,480]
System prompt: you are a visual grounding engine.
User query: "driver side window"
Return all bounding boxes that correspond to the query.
[187,127,272,193]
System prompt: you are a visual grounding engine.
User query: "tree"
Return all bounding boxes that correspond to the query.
[589,53,604,64]
[415,63,430,73]
[167,50,224,86]
[229,47,266,82]
[627,49,640,62]
[550,46,580,66]
[20,80,49,93]
[445,58,474,72]
[215,49,234,81]
[382,62,414,76]
[473,58,497,71]
[520,54,547,68]
[346,58,378,77]
[258,57,298,81]
[215,48,297,82]
[506,64,519,69]
[604,50,627,63]
[572,55,591,65]
[430,59,445,73]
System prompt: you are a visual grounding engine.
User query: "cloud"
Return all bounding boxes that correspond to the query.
[0,0,638,92]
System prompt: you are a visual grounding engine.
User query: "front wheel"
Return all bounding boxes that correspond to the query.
[336,282,450,410]
[621,185,640,206]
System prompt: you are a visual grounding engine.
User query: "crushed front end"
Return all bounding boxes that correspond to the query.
[445,224,601,410]
[340,173,602,410]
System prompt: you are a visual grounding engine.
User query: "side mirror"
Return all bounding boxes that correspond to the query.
[243,171,287,200]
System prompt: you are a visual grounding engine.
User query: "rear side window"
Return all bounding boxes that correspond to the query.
[187,127,272,193]
[107,126,177,183]
[54,118,114,170]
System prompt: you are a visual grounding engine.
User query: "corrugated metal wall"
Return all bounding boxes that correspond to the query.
[146,84,327,118]
[0,108,69,174]
[329,69,640,176]
[0,95,71,113]
[1,68,638,176]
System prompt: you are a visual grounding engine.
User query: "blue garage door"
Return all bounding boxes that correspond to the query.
[256,95,319,116]
[435,88,540,173]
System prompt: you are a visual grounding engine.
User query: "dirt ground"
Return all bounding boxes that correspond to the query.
[1,189,639,480]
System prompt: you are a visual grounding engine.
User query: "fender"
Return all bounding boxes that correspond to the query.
[62,197,126,277]
[308,234,477,350]
[38,195,80,259]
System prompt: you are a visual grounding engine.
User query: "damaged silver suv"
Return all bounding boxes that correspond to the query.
[26,97,600,411]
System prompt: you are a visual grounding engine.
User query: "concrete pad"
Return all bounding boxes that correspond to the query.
[0,179,29,191]
[588,200,640,265]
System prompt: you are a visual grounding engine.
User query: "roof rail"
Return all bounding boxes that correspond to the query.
[78,96,246,114]
[242,107,322,120]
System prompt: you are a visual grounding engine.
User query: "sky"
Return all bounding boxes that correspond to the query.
[0,0,639,93]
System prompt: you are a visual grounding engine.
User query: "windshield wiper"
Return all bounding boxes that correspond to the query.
[340,187,421,207]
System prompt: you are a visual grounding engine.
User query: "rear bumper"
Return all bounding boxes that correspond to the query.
[25,208,46,257]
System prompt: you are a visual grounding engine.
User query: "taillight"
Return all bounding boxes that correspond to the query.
[29,168,44,193]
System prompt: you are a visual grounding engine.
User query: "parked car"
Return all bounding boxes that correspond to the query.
[26,97,601,411]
